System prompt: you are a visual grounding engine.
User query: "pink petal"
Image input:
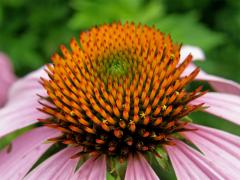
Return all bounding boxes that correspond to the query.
[165,140,229,180]
[0,66,49,137]
[180,45,205,64]
[196,69,240,95]
[183,63,240,95]
[8,66,48,99]
[191,92,240,125]
[71,155,107,180]
[25,147,79,180]
[0,127,59,180]
[182,124,240,178]
[201,76,240,95]
[0,53,16,107]
[125,153,159,180]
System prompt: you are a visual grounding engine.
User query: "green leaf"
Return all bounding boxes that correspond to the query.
[154,13,225,51]
[68,0,165,30]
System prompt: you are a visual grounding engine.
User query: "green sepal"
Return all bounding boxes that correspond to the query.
[181,116,193,122]
[154,148,170,170]
[28,143,66,173]
[106,157,127,180]
[107,172,121,180]
[146,147,170,171]
[75,154,90,171]
[196,106,209,111]
[0,124,37,150]
[171,132,185,140]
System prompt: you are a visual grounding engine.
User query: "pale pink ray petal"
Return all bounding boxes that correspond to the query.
[165,140,229,180]
[198,73,240,95]
[8,66,48,99]
[71,155,107,180]
[125,153,159,180]
[0,66,50,137]
[25,147,79,180]
[183,63,240,95]
[191,92,240,125]
[0,53,16,107]
[0,127,59,180]
[182,124,240,178]
[180,45,205,64]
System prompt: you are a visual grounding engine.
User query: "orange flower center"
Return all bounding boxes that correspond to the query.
[39,22,204,160]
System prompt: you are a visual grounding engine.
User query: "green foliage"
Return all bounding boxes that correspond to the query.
[0,0,74,76]
[0,0,230,77]
[68,0,165,29]
[153,13,224,50]
[161,0,240,82]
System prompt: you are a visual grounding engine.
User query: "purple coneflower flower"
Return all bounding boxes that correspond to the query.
[0,23,239,180]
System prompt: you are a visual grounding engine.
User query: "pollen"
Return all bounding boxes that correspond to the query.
[39,22,205,160]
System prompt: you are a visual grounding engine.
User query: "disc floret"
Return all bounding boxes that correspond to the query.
[39,22,204,160]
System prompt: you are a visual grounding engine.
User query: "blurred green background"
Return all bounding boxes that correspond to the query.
[1,0,240,81]
[0,0,239,179]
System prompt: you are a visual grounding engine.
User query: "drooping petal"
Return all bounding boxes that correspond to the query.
[198,73,240,95]
[71,155,106,180]
[0,127,59,180]
[183,63,240,95]
[180,45,205,64]
[0,66,49,137]
[125,153,159,180]
[182,124,240,178]
[25,147,79,180]
[0,53,16,107]
[191,92,240,125]
[165,140,229,180]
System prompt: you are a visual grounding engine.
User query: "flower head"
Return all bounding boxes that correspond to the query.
[0,22,240,180]
[40,23,205,160]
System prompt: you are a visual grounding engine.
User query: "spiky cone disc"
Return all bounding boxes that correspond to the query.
[39,22,205,160]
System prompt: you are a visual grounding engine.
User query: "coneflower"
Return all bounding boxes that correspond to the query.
[0,22,239,180]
